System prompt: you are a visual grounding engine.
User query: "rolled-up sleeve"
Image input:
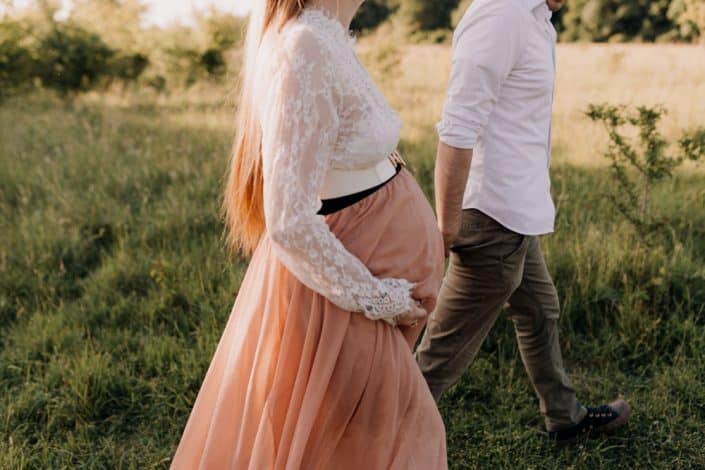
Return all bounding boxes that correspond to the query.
[437,0,527,149]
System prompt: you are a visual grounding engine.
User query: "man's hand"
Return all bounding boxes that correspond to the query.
[435,141,473,257]
[441,228,460,259]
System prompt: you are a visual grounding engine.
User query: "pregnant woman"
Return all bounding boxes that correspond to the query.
[170,0,447,468]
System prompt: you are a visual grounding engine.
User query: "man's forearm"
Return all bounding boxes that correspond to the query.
[435,141,473,246]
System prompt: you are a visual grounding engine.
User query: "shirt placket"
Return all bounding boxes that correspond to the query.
[541,12,557,168]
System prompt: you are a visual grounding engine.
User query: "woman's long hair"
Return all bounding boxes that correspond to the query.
[223,0,306,255]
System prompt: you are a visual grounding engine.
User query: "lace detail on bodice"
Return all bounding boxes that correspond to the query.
[252,8,414,321]
[297,9,402,169]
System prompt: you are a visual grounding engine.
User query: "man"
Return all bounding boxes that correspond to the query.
[416,0,631,444]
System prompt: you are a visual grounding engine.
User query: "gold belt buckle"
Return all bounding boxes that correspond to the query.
[389,150,406,167]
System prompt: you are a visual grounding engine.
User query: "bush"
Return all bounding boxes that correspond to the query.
[352,0,398,31]
[586,104,705,234]
[0,20,37,99]
[560,0,677,42]
[142,12,245,88]
[669,0,705,43]
[36,24,115,95]
[109,52,149,84]
[199,48,226,78]
[197,10,246,50]
[398,0,460,30]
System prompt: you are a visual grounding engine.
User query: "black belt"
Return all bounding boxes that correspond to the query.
[318,165,403,216]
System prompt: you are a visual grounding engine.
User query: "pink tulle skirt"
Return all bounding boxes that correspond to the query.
[171,170,447,469]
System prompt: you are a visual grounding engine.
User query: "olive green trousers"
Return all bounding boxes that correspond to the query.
[416,209,586,431]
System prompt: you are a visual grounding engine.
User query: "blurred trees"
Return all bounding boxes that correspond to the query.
[69,0,145,52]
[398,0,460,30]
[395,0,704,42]
[586,104,705,234]
[560,0,676,42]
[0,20,36,98]
[0,1,245,99]
[351,0,465,32]
[669,0,705,43]
[1,0,703,100]
[352,0,398,31]
[36,23,114,95]
[140,11,244,88]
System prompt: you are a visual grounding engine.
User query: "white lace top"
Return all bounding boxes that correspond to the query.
[253,8,414,322]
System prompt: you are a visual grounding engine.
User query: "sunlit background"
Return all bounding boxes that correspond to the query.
[2,0,253,25]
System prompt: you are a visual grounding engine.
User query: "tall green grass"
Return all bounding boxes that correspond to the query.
[1,89,704,468]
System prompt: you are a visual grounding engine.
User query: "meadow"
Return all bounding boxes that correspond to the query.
[1,43,704,468]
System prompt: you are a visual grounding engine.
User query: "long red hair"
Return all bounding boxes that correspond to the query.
[223,0,306,254]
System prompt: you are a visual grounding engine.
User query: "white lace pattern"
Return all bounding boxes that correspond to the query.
[254,8,414,322]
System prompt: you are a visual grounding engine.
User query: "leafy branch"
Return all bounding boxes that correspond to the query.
[586,104,705,235]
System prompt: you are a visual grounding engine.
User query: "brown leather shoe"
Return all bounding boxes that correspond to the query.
[548,399,632,445]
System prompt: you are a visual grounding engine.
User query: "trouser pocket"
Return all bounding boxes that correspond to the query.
[451,210,527,267]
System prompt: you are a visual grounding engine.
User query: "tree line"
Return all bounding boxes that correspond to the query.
[0,0,245,99]
[1,0,703,99]
[356,0,704,43]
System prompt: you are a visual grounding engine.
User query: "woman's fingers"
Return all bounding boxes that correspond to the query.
[394,302,428,326]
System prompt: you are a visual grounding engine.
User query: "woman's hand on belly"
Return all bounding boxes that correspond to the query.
[392,300,427,327]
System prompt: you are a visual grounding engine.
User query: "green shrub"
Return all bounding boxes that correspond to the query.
[197,10,246,50]
[560,0,677,42]
[398,0,460,30]
[353,0,398,31]
[199,48,226,78]
[0,20,37,99]
[109,52,149,84]
[669,0,705,43]
[586,104,705,234]
[36,24,115,95]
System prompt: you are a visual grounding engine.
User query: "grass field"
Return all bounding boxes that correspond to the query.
[1,44,705,468]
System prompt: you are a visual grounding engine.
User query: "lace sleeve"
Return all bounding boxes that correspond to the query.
[256,28,414,322]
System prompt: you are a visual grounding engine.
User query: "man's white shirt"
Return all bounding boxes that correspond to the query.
[437,0,558,235]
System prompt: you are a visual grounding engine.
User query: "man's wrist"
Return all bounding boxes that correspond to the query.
[439,222,461,240]
[439,210,463,234]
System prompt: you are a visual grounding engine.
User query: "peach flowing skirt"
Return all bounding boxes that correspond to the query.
[171,170,447,469]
